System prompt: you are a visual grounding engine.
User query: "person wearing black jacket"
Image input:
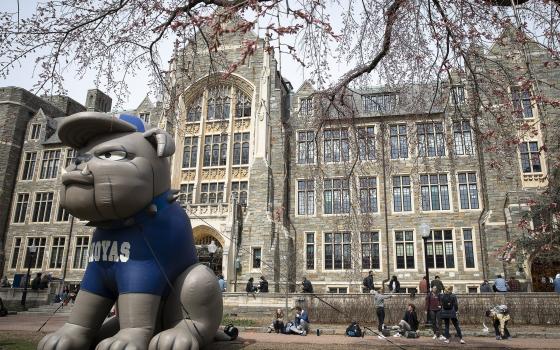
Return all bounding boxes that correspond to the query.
[258,276,269,293]
[301,277,313,293]
[363,271,375,293]
[440,286,465,344]
[394,304,419,337]
[388,275,400,293]
[246,277,257,293]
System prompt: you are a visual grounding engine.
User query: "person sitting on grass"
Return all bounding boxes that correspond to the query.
[393,304,419,337]
[267,308,284,334]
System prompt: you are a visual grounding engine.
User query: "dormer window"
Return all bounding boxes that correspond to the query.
[362,93,396,113]
[300,97,313,115]
[451,86,465,106]
[30,123,41,140]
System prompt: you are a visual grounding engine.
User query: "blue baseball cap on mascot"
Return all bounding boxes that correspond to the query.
[58,112,147,149]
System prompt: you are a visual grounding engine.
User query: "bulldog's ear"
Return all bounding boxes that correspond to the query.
[143,128,175,157]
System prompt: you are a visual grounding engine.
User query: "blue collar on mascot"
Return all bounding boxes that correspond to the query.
[97,190,173,230]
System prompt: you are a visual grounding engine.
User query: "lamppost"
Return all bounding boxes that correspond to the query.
[207,240,217,273]
[419,223,431,326]
[21,244,37,309]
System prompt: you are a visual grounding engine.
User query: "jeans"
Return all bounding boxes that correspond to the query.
[429,310,441,336]
[399,320,412,333]
[376,307,385,332]
[299,320,310,333]
[273,320,284,333]
[493,319,511,338]
[443,318,463,339]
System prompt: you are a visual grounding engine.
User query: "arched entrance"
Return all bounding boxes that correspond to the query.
[530,254,560,292]
[193,226,223,275]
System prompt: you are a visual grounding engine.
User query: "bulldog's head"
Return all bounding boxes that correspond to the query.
[58,112,175,224]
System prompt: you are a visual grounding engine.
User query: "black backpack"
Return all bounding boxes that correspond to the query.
[224,323,239,340]
[441,294,454,310]
[346,323,362,337]
[363,278,368,287]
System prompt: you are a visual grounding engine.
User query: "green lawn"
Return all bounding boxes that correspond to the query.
[0,332,41,350]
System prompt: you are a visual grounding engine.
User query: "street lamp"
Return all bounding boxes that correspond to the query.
[419,223,431,326]
[21,244,37,309]
[207,240,217,272]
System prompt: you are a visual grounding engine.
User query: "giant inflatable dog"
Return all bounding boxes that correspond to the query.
[38,112,223,350]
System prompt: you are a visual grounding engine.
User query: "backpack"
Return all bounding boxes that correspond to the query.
[494,305,509,315]
[441,294,454,310]
[363,277,368,287]
[346,323,362,337]
[223,323,239,340]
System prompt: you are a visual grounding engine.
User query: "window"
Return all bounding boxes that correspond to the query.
[300,97,313,115]
[39,150,62,179]
[417,122,445,157]
[187,96,202,122]
[231,181,248,205]
[65,149,77,168]
[426,229,455,269]
[10,237,22,269]
[305,232,315,270]
[32,192,54,222]
[323,129,349,162]
[21,152,37,180]
[453,121,474,155]
[458,172,479,209]
[361,232,380,270]
[235,90,251,118]
[328,287,348,293]
[463,228,476,268]
[362,93,396,113]
[395,230,414,269]
[323,178,350,214]
[49,237,66,269]
[139,112,150,124]
[324,232,352,270]
[468,286,478,294]
[203,135,228,166]
[232,132,250,165]
[451,86,465,105]
[200,182,225,203]
[207,85,231,121]
[420,174,450,211]
[30,123,41,140]
[73,236,89,269]
[25,237,46,269]
[511,86,533,119]
[297,180,315,215]
[392,175,412,212]
[359,177,378,213]
[179,184,194,206]
[56,203,71,222]
[519,141,542,173]
[357,126,375,160]
[252,247,261,269]
[297,131,315,164]
[390,125,408,159]
[182,136,199,168]
[13,193,29,223]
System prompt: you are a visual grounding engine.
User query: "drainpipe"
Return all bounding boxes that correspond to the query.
[380,122,391,285]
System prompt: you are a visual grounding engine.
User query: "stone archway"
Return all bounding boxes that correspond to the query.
[192,225,224,275]
[530,253,560,292]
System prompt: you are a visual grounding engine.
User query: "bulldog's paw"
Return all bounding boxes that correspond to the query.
[38,323,93,350]
[149,328,200,350]
[96,328,151,350]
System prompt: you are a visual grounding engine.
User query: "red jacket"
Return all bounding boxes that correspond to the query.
[425,292,441,311]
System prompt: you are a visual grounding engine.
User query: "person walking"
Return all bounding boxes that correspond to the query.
[426,286,444,341]
[439,286,465,344]
[374,288,392,339]
[363,271,375,293]
[301,277,313,293]
[388,275,400,293]
[493,275,508,292]
[258,276,269,293]
[419,276,428,294]
[554,273,560,294]
[480,280,493,293]
[431,275,445,294]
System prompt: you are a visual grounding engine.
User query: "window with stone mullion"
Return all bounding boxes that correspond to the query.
[458,172,479,209]
[21,152,37,180]
[39,150,61,179]
[519,141,542,173]
[361,231,380,269]
[233,132,250,165]
[420,174,450,211]
[235,91,251,118]
[10,237,22,269]
[323,178,350,214]
[395,230,414,269]
[463,228,475,268]
[323,129,349,162]
[357,126,375,160]
[179,184,194,205]
[297,180,314,215]
[392,175,412,212]
[511,86,533,119]
[200,182,224,204]
[426,229,455,269]
[324,232,351,270]
[13,193,29,223]
[306,232,315,270]
[207,86,231,121]
[417,122,445,157]
[389,125,408,159]
[203,135,228,167]
[182,136,198,168]
[32,192,53,222]
[453,121,474,155]
[49,237,66,269]
[231,181,248,205]
[359,177,378,213]
[25,237,46,269]
[297,131,315,164]
[73,236,89,269]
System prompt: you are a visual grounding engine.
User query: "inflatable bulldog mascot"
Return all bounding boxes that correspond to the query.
[39,112,224,350]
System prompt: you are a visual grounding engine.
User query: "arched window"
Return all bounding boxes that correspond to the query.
[187,96,202,122]
[207,85,231,121]
[235,90,251,118]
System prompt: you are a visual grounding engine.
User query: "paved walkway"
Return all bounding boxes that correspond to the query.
[2,314,560,349]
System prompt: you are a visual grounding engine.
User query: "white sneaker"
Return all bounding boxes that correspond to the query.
[439,335,447,341]
[393,333,402,337]
[432,335,438,340]
[378,335,386,339]
[460,339,466,344]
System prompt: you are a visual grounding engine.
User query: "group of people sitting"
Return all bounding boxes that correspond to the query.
[246,276,269,293]
[267,306,310,335]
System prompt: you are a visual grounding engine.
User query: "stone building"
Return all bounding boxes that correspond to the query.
[2,27,558,292]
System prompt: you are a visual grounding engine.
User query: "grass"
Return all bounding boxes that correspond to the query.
[222,314,258,327]
[0,331,43,350]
